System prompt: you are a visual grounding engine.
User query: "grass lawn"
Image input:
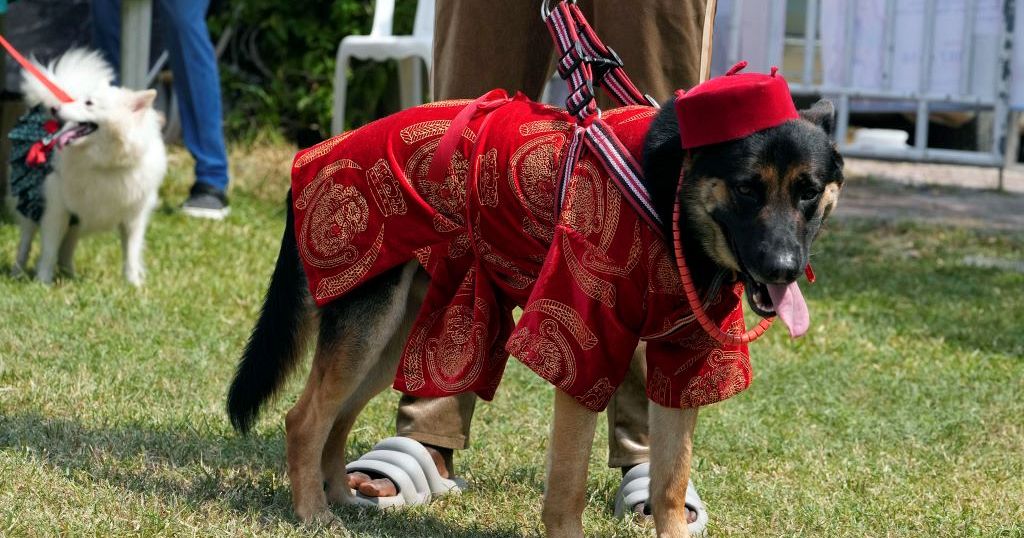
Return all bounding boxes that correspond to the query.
[1,145,1022,537]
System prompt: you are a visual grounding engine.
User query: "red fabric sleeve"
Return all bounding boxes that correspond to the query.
[508,225,646,412]
[644,283,752,409]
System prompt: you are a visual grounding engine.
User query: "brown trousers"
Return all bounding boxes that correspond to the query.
[397,0,704,468]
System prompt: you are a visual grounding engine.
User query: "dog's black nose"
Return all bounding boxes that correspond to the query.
[761,251,802,283]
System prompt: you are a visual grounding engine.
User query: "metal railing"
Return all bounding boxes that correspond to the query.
[719,0,1017,168]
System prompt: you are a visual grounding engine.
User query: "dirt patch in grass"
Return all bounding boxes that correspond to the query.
[835,176,1024,232]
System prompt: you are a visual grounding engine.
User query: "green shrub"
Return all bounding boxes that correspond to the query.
[211,0,417,144]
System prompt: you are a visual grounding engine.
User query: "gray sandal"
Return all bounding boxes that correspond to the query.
[345,437,467,508]
[613,462,708,536]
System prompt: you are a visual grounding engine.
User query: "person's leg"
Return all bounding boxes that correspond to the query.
[396,392,478,452]
[433,0,553,101]
[593,0,704,104]
[91,0,122,74]
[156,0,230,199]
[349,3,555,498]
[594,2,705,524]
[607,345,650,470]
[608,348,698,523]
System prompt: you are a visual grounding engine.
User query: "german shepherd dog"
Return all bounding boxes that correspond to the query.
[227,99,843,536]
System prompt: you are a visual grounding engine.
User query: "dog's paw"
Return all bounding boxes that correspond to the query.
[35,269,55,286]
[298,507,345,529]
[124,269,145,287]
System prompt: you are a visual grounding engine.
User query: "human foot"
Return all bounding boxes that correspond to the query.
[346,442,453,498]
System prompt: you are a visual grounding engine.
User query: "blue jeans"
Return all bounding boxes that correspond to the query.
[92,0,229,192]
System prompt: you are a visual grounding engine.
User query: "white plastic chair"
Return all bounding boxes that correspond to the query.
[332,0,434,135]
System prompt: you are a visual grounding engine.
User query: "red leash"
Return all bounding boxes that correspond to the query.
[0,34,74,104]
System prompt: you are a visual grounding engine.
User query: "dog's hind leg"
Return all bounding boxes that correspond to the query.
[542,389,599,538]
[12,219,36,278]
[57,224,80,278]
[321,264,428,505]
[649,403,698,538]
[286,261,421,523]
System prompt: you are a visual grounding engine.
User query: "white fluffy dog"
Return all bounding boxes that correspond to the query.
[11,49,167,285]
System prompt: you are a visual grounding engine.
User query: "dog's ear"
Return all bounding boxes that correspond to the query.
[132,89,157,113]
[800,99,836,136]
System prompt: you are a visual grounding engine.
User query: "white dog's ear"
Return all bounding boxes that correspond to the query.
[132,89,157,113]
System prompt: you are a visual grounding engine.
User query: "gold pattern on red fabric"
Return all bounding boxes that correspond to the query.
[424,299,489,392]
[618,109,659,124]
[400,120,476,145]
[315,229,385,301]
[678,348,751,408]
[519,119,573,136]
[522,299,598,349]
[300,183,370,269]
[506,319,577,390]
[295,158,362,211]
[576,377,616,409]
[508,134,564,224]
[562,160,606,236]
[419,99,474,109]
[647,241,684,295]
[477,149,499,207]
[648,367,672,406]
[559,231,616,308]
[581,221,642,278]
[366,158,408,217]
[405,139,470,227]
[413,246,432,268]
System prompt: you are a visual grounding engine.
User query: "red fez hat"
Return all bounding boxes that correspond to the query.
[674,61,799,149]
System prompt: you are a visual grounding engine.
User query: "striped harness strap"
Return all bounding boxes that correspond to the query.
[545,1,663,233]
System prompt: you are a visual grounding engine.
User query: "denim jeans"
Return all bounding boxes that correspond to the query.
[92,0,229,192]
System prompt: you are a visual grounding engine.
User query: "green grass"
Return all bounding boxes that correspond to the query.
[1,146,1022,537]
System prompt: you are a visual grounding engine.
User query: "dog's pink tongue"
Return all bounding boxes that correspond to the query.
[55,127,77,149]
[766,282,809,338]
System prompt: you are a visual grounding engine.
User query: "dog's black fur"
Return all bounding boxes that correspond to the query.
[228,100,844,433]
[642,99,843,317]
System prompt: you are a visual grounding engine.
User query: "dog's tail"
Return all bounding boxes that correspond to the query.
[227,190,310,434]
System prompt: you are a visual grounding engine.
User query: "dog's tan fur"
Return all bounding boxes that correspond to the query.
[684,168,742,273]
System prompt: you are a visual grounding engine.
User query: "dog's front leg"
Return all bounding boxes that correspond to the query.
[58,224,81,278]
[12,218,37,278]
[36,204,70,285]
[119,211,150,286]
[649,403,698,538]
[542,389,598,538]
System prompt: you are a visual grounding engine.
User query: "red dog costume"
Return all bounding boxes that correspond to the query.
[291,65,798,412]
